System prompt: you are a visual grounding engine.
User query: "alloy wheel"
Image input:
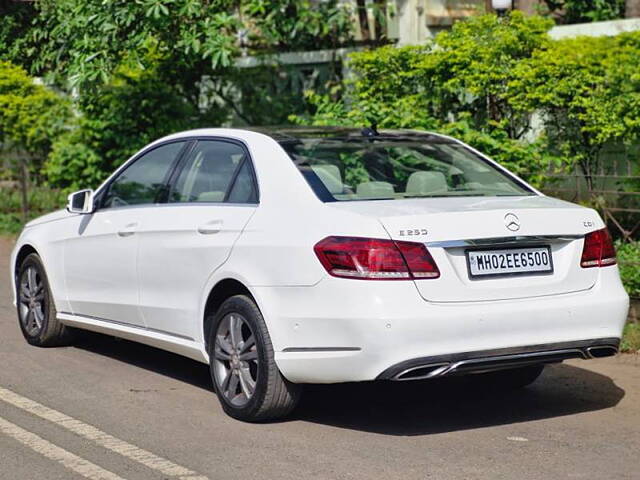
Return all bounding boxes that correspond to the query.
[212,313,259,407]
[18,266,46,336]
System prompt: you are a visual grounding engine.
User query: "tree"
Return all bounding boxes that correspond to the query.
[0,62,71,220]
[45,57,216,190]
[27,0,353,93]
[509,32,640,189]
[291,14,559,184]
[540,0,625,23]
[0,0,35,65]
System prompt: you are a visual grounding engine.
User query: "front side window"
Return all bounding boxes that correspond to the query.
[101,142,185,209]
[170,140,255,203]
[280,137,534,202]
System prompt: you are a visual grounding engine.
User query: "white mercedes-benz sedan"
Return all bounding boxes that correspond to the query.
[11,127,629,421]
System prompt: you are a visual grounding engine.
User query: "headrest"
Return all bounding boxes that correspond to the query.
[312,164,343,195]
[356,181,394,198]
[196,191,226,203]
[406,171,448,195]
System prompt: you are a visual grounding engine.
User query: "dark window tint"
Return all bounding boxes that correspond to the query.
[227,160,257,203]
[280,138,533,202]
[170,140,247,203]
[102,142,184,209]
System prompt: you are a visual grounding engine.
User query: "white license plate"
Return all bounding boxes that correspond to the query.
[466,246,553,278]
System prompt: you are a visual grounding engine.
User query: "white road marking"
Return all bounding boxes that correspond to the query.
[0,415,125,480]
[0,386,208,480]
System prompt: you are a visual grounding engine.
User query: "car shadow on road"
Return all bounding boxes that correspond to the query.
[73,332,625,436]
[73,331,213,391]
[293,364,625,435]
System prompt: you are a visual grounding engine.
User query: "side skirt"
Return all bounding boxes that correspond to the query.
[57,312,209,364]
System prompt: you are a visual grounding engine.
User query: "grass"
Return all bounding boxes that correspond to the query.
[621,322,640,353]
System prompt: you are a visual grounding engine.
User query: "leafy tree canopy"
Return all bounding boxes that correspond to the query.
[510,32,640,186]
[292,13,640,188]
[21,0,352,89]
[541,0,625,24]
[0,61,70,159]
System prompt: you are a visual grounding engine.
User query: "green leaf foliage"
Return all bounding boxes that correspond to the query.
[540,0,625,24]
[0,61,71,174]
[616,240,640,298]
[510,32,640,186]
[294,13,640,190]
[45,60,217,190]
[24,0,352,90]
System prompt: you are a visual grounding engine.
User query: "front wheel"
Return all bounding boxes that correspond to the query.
[16,253,74,347]
[208,295,301,422]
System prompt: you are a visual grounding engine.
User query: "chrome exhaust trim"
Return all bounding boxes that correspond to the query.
[394,363,450,381]
[391,349,584,381]
[379,338,620,382]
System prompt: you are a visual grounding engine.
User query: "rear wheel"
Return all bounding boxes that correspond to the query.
[16,253,74,347]
[480,364,545,390]
[208,295,301,422]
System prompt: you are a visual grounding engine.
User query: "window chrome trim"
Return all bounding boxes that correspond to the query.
[93,135,260,209]
[84,201,258,214]
[426,234,584,249]
[95,138,192,211]
[166,137,260,206]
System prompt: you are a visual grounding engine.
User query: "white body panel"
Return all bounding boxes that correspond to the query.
[10,128,629,384]
[64,208,143,326]
[137,204,256,339]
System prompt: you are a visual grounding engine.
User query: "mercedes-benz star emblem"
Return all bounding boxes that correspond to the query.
[504,213,520,232]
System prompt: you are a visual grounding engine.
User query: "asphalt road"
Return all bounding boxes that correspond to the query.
[1,237,639,480]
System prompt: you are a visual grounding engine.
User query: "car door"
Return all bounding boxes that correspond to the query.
[136,139,258,339]
[64,140,187,326]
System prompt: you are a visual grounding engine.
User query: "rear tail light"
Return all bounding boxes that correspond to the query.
[580,228,617,268]
[314,236,440,280]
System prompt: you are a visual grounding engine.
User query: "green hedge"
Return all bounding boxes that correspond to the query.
[617,241,640,299]
[0,187,66,234]
[293,13,640,191]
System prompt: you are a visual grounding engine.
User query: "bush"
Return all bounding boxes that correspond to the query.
[294,14,640,193]
[0,186,67,234]
[291,13,562,187]
[540,0,625,24]
[44,60,210,190]
[616,241,640,299]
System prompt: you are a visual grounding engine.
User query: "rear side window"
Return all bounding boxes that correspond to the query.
[101,141,185,209]
[170,140,252,203]
[227,160,258,203]
[280,138,533,202]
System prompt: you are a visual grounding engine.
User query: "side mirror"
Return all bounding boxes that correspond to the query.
[66,189,95,214]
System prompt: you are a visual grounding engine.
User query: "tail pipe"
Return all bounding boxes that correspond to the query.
[380,339,620,382]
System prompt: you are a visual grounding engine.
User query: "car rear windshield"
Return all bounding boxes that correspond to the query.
[279,137,534,202]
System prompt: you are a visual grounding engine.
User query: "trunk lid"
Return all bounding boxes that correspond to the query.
[329,195,602,302]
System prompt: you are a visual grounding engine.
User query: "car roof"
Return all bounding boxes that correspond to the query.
[153,127,457,149]
[246,126,456,144]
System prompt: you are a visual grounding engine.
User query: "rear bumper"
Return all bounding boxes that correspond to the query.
[376,337,619,381]
[254,267,629,384]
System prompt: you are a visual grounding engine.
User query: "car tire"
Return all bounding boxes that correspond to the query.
[16,253,75,347]
[480,364,545,390]
[208,294,302,422]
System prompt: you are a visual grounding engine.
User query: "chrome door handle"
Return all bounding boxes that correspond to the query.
[197,220,223,235]
[117,222,138,237]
